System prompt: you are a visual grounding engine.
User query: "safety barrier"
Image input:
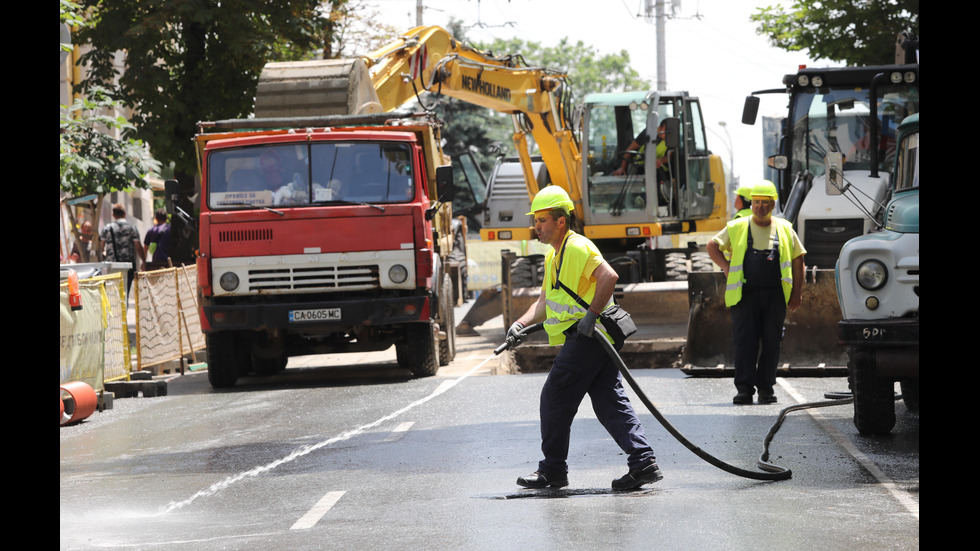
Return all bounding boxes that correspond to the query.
[60,272,130,390]
[133,264,205,372]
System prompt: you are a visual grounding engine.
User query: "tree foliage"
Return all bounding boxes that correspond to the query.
[751,0,918,66]
[74,0,334,181]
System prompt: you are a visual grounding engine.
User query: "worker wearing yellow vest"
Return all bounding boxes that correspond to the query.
[507,185,662,490]
[707,181,806,405]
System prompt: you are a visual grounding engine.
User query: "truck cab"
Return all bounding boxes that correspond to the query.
[835,113,919,434]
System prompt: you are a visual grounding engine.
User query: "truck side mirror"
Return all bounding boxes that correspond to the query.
[662,118,680,150]
[742,96,760,125]
[164,179,178,216]
[824,152,845,195]
[436,165,454,202]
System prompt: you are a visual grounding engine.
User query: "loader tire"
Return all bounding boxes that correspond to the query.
[690,251,716,272]
[510,255,545,288]
[848,346,896,435]
[398,321,438,377]
[665,252,688,281]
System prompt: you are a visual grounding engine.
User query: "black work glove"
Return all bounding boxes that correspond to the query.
[506,321,527,349]
[577,310,599,337]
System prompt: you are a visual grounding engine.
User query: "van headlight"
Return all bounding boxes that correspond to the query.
[856,260,887,290]
[389,264,409,284]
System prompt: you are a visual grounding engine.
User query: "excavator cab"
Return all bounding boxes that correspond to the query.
[581,91,722,236]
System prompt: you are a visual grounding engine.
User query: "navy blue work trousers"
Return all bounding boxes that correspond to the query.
[537,331,655,476]
[730,287,786,395]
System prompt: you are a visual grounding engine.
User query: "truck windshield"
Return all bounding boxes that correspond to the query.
[207,141,415,209]
[788,85,919,179]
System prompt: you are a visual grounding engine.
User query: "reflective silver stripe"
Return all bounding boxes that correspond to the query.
[546,298,587,316]
[729,264,743,274]
[726,280,743,292]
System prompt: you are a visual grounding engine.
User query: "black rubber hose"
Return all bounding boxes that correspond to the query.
[497,323,856,482]
[592,333,795,481]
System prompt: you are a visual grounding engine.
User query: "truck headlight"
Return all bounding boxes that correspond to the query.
[856,260,887,290]
[389,264,409,284]
[218,271,240,292]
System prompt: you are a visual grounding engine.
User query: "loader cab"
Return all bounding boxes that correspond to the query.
[581,91,717,231]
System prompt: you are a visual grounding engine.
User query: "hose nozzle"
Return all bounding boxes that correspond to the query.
[494,322,544,355]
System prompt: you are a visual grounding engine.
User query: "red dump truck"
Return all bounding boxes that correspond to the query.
[168,112,460,388]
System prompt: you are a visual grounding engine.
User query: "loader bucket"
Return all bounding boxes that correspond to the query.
[254,59,383,119]
[684,269,846,368]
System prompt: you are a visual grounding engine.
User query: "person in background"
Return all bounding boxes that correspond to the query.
[69,220,94,263]
[143,209,171,270]
[706,181,806,405]
[100,203,145,300]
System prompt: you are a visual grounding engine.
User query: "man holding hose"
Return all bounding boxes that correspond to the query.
[507,185,662,490]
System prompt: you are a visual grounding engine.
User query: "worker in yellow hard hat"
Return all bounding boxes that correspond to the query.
[706,181,806,405]
[732,185,753,219]
[507,185,663,491]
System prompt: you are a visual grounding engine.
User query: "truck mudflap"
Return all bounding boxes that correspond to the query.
[204,295,429,331]
[683,269,846,369]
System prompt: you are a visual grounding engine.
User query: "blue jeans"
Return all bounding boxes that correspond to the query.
[537,331,655,475]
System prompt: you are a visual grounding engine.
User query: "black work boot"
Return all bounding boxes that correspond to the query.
[733,391,754,405]
[517,471,569,489]
[612,461,663,490]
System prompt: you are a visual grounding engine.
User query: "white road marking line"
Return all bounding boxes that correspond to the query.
[384,421,415,442]
[156,360,491,516]
[778,378,919,519]
[291,490,346,530]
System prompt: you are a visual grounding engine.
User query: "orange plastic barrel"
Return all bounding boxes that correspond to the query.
[60,381,97,426]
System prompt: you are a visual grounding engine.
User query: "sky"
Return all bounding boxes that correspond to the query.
[366,0,845,189]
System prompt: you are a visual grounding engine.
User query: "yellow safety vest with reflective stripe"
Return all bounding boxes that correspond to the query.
[724,217,796,307]
[543,231,615,345]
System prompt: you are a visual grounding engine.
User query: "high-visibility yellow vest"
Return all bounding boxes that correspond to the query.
[543,231,615,345]
[724,217,796,307]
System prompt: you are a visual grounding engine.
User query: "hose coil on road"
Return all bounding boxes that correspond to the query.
[503,322,853,482]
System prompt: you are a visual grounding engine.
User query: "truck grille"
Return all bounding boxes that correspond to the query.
[803,218,864,269]
[219,228,273,242]
[248,265,379,292]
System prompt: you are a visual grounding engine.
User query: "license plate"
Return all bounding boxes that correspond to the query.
[289,308,341,322]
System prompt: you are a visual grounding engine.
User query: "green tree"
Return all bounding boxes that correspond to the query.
[751,0,918,66]
[73,0,336,264]
[60,87,162,261]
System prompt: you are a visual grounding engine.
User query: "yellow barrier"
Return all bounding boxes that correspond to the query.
[59,272,129,388]
[134,265,205,371]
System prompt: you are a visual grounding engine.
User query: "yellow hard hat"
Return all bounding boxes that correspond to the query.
[751,180,778,201]
[735,185,754,199]
[526,185,574,215]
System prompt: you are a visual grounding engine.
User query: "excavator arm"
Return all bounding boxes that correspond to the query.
[254,26,581,207]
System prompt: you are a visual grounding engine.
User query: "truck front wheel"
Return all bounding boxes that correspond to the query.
[438,274,456,366]
[398,321,438,377]
[206,331,247,388]
[849,346,896,435]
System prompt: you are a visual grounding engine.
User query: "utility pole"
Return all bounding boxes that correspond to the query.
[416,0,423,26]
[645,0,668,91]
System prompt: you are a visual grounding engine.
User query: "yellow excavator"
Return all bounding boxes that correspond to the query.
[252,25,731,362]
